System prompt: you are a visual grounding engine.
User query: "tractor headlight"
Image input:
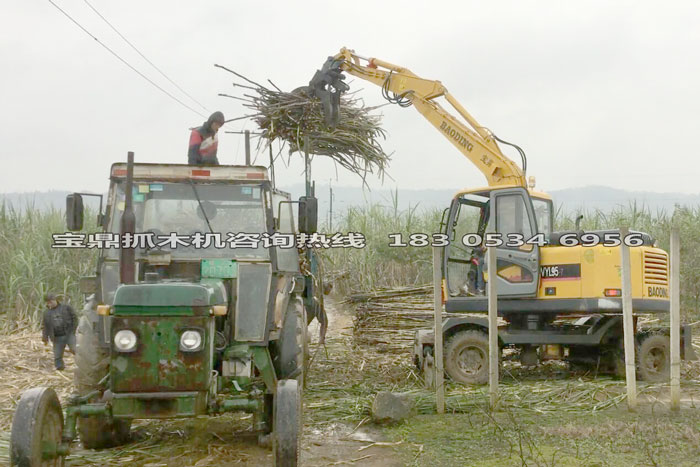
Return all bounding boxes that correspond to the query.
[180,330,203,352]
[114,330,137,352]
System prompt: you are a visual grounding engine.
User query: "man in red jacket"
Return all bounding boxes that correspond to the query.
[188,111,225,165]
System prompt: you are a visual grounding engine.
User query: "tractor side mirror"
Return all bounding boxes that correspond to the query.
[298,196,318,234]
[66,193,84,231]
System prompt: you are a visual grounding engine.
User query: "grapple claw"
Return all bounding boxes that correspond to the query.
[307,57,349,127]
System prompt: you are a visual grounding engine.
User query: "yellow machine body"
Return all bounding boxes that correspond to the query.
[537,245,668,301]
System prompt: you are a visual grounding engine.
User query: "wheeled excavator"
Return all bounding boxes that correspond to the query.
[305,48,695,384]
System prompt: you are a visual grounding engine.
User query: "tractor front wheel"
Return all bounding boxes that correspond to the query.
[10,387,65,467]
[74,315,131,449]
[273,379,301,467]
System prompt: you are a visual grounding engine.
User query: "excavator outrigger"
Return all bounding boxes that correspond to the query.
[306,48,695,385]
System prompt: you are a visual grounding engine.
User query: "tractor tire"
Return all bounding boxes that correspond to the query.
[637,334,671,382]
[10,387,64,467]
[292,295,309,389]
[273,379,301,467]
[444,330,495,385]
[299,303,309,389]
[74,315,131,449]
[276,295,307,387]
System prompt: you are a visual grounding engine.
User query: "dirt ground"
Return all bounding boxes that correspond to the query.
[0,299,401,466]
[3,300,700,466]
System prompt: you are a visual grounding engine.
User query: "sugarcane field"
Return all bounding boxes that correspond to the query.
[4,2,700,467]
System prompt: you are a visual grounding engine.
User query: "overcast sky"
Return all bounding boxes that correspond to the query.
[2,1,699,196]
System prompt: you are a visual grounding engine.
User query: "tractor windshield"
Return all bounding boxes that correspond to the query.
[106,181,269,260]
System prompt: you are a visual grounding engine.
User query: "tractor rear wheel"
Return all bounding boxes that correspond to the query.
[74,315,131,449]
[273,379,301,467]
[275,295,307,387]
[10,387,64,467]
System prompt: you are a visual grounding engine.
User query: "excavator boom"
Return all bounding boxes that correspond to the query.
[308,48,527,188]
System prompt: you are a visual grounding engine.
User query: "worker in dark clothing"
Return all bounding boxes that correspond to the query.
[463,201,489,296]
[188,111,225,165]
[473,201,490,293]
[41,293,78,371]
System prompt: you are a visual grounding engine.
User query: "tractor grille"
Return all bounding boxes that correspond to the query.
[643,251,669,286]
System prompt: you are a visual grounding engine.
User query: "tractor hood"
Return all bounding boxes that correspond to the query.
[112,279,227,315]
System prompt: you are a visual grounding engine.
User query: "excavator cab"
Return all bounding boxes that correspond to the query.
[443,186,552,304]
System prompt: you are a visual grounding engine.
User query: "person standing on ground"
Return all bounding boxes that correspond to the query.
[41,293,78,371]
[188,111,225,165]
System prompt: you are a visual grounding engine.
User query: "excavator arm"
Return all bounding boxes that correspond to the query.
[309,48,527,188]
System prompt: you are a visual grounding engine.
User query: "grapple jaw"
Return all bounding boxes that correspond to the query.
[306,57,349,127]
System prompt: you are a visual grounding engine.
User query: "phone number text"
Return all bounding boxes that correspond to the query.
[387,232,648,248]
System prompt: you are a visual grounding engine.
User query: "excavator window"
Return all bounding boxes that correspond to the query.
[531,198,553,236]
[491,191,538,285]
[496,194,534,252]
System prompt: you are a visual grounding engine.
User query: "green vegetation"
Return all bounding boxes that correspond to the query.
[386,407,700,467]
[321,192,442,295]
[0,203,97,330]
[2,197,700,328]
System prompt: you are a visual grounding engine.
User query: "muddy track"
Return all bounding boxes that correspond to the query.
[0,299,401,467]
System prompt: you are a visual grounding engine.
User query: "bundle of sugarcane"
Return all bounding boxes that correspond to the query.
[345,285,433,303]
[215,64,390,181]
[353,290,435,353]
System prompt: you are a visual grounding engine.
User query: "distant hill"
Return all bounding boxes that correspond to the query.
[3,185,699,220]
[547,186,700,214]
[280,183,700,218]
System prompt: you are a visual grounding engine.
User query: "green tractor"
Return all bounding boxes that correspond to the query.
[10,153,326,466]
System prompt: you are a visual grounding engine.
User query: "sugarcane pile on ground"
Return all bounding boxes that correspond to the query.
[346,285,432,303]
[351,285,435,353]
[216,64,390,181]
[306,378,638,420]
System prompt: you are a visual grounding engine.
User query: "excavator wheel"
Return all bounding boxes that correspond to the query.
[637,334,671,382]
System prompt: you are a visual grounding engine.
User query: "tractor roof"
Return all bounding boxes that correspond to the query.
[110,163,269,182]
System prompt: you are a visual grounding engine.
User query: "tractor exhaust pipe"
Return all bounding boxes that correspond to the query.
[119,151,136,284]
[245,130,251,165]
